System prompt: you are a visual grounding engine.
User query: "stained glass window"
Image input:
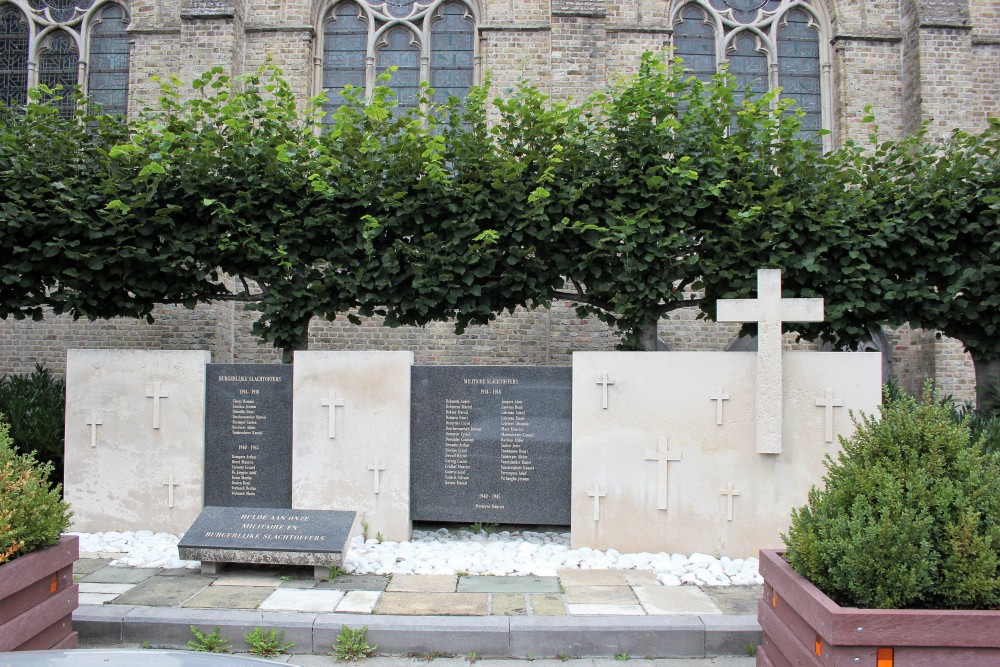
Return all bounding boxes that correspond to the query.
[38,30,79,117]
[0,6,28,108]
[777,8,821,137]
[673,5,716,83]
[376,26,420,111]
[430,2,474,104]
[28,0,94,22]
[87,3,129,116]
[322,2,367,122]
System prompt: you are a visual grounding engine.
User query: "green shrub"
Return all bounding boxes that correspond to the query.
[0,365,66,487]
[0,418,72,564]
[783,383,1000,609]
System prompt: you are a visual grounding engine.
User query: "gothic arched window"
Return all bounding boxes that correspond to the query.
[0,1,130,116]
[318,0,479,121]
[670,0,831,141]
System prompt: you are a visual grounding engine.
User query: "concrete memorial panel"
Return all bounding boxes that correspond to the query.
[292,351,414,542]
[64,349,211,534]
[204,364,293,508]
[571,350,881,557]
[177,506,355,576]
[410,366,572,525]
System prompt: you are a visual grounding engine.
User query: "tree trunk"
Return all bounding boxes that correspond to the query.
[636,316,672,351]
[971,352,1000,414]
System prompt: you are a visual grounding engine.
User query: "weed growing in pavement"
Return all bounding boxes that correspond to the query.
[332,625,376,661]
[466,651,480,663]
[186,626,231,653]
[744,642,758,657]
[243,627,294,657]
[615,653,631,661]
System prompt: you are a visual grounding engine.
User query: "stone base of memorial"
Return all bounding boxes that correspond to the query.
[757,549,1000,666]
[178,507,355,579]
[0,535,79,651]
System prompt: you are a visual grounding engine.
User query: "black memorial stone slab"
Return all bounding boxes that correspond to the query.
[410,366,572,525]
[178,506,356,571]
[204,364,293,508]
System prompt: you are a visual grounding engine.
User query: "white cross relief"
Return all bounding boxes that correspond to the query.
[146,381,169,430]
[320,393,345,439]
[163,474,180,509]
[588,484,606,522]
[595,373,616,410]
[645,437,682,511]
[710,387,730,426]
[368,459,386,494]
[815,389,845,443]
[717,269,824,454]
[720,483,741,521]
[85,412,102,448]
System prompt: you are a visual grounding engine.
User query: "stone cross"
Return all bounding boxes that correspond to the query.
[710,387,730,426]
[86,412,102,448]
[720,482,741,521]
[588,484,606,522]
[163,474,180,509]
[645,437,682,510]
[146,381,169,430]
[368,459,386,494]
[321,392,345,439]
[815,389,844,443]
[717,269,824,454]
[595,373,615,410]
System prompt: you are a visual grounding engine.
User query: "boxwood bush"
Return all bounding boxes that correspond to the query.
[0,365,65,488]
[783,383,1000,609]
[0,419,72,564]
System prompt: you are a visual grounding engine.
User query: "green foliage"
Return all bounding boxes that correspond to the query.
[186,626,231,653]
[0,419,72,564]
[884,380,1000,457]
[783,382,1000,609]
[243,627,294,656]
[332,625,376,661]
[0,366,66,488]
[614,653,631,661]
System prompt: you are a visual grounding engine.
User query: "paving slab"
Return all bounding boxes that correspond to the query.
[74,558,113,576]
[528,594,567,616]
[459,576,560,593]
[212,570,285,587]
[111,576,209,607]
[323,574,390,591]
[557,569,629,586]
[80,592,123,605]
[79,583,136,595]
[386,574,458,592]
[490,593,528,615]
[81,566,161,585]
[564,586,638,605]
[703,587,761,615]
[259,588,345,612]
[566,604,646,616]
[336,590,381,614]
[635,587,722,615]
[159,568,199,577]
[182,584,276,609]
[280,578,319,589]
[622,570,661,586]
[374,592,489,616]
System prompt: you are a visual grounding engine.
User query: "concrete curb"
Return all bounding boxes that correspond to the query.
[73,606,761,658]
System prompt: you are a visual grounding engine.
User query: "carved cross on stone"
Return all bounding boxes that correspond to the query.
[710,387,730,426]
[146,381,169,430]
[720,482,741,521]
[86,412,102,448]
[645,437,682,511]
[163,474,180,509]
[368,459,386,494]
[595,373,615,410]
[588,484,606,522]
[815,389,844,443]
[321,392,345,439]
[717,269,824,454]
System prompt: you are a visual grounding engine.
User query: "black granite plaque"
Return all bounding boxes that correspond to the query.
[204,364,293,508]
[410,366,572,525]
[177,506,356,568]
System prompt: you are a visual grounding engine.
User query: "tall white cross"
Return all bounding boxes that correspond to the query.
[710,387,730,426]
[645,437,682,510]
[815,389,844,443]
[595,373,616,410]
[368,459,386,494]
[86,412,102,447]
[163,474,180,508]
[588,484,606,522]
[146,382,169,430]
[717,269,824,454]
[720,483,741,521]
[321,392,345,439]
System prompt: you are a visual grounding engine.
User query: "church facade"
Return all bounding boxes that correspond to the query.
[0,0,997,402]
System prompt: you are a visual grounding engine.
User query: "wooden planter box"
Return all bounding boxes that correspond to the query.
[757,548,1000,666]
[0,534,79,651]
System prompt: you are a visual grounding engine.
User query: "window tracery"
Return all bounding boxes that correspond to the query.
[0,0,129,116]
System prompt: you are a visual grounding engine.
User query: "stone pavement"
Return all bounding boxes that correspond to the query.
[73,556,762,660]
